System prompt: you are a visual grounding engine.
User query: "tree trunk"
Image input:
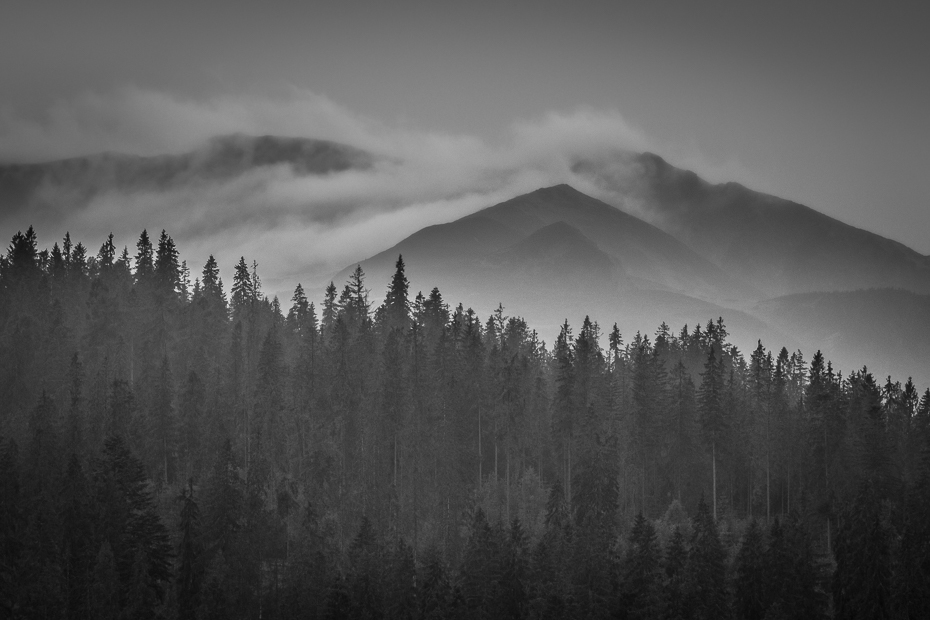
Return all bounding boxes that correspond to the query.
[766,409,771,524]
[506,445,511,523]
[477,405,482,488]
[712,440,717,520]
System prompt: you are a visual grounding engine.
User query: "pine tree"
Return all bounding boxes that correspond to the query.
[383,255,410,333]
[698,347,726,520]
[154,230,180,296]
[178,480,205,620]
[149,355,176,486]
[287,283,310,334]
[324,573,351,620]
[834,483,891,620]
[460,508,498,618]
[179,370,205,480]
[321,281,338,340]
[733,520,767,620]
[663,527,688,620]
[94,435,174,604]
[89,541,121,620]
[668,360,697,506]
[383,538,416,620]
[418,544,451,620]
[231,257,254,318]
[135,229,154,284]
[347,516,383,619]
[62,454,94,620]
[552,321,575,511]
[203,439,242,557]
[499,518,530,619]
[774,512,825,620]
[684,496,730,620]
[201,255,225,301]
[619,513,664,620]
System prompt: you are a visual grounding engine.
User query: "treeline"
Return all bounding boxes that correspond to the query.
[1,225,929,619]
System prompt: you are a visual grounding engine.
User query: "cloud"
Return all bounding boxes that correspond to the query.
[0,87,658,300]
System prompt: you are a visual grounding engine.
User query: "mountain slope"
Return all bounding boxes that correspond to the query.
[336,184,787,351]
[574,152,930,296]
[753,288,930,387]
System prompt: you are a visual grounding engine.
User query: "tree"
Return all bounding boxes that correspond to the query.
[135,229,155,284]
[499,518,530,619]
[347,516,383,619]
[154,230,181,297]
[668,361,697,506]
[619,514,663,620]
[383,255,410,333]
[149,355,177,486]
[684,496,729,620]
[178,481,205,620]
[89,541,121,620]
[552,321,575,511]
[231,257,254,318]
[766,513,824,620]
[203,439,242,557]
[62,454,94,620]
[663,527,688,620]
[833,483,891,620]
[698,347,726,520]
[418,544,451,620]
[733,520,767,620]
[94,435,174,605]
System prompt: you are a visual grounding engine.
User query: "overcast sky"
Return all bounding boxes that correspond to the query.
[2,0,928,291]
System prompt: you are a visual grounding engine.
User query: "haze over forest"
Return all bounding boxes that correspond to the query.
[2,2,929,619]
[4,133,929,387]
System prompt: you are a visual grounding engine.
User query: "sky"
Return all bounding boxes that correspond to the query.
[1,0,928,295]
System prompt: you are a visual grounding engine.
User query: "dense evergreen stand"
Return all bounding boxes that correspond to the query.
[2,226,929,618]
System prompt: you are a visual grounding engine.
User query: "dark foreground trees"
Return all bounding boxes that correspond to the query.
[0,227,927,617]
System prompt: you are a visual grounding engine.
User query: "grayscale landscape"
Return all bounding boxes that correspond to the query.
[1,2,927,619]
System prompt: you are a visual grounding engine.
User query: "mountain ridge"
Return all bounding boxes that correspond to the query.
[575,151,930,296]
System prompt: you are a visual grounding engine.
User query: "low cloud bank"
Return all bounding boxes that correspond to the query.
[0,86,710,301]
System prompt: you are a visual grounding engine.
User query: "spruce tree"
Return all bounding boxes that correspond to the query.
[134,229,154,284]
[698,348,726,519]
[94,435,174,606]
[383,254,410,333]
[684,496,730,620]
[418,544,451,620]
[733,520,767,620]
[347,516,383,619]
[62,454,94,620]
[89,541,121,620]
[619,513,664,620]
[663,527,688,620]
[834,483,891,620]
[230,257,254,318]
[177,481,205,620]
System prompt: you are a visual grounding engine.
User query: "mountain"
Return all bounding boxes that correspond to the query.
[336,184,790,353]
[337,182,930,385]
[3,133,926,384]
[574,152,930,297]
[0,134,374,218]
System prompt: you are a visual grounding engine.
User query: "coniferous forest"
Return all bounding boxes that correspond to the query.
[3,225,930,620]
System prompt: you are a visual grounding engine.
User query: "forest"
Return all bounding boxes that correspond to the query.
[1,225,929,620]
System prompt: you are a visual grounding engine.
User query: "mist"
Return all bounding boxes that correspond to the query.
[1,87,682,299]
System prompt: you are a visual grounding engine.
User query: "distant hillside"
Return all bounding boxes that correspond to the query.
[336,184,790,353]
[574,152,930,296]
[753,288,930,387]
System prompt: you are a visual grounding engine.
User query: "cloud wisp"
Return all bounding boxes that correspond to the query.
[0,86,668,299]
